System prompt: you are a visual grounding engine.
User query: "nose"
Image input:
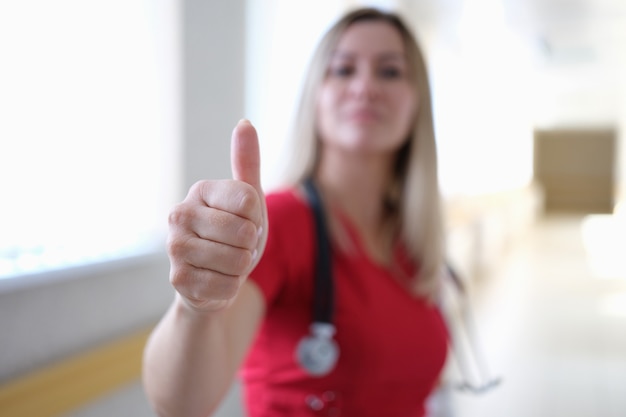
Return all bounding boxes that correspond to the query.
[348,68,380,100]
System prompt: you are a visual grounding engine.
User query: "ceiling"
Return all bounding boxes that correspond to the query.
[509,0,625,126]
[510,0,625,67]
[405,0,626,126]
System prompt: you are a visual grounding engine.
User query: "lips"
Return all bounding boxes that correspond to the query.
[347,108,381,123]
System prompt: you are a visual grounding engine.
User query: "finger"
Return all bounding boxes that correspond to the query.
[169,234,255,277]
[231,119,263,197]
[230,119,268,274]
[190,205,259,250]
[184,180,262,225]
[171,267,243,306]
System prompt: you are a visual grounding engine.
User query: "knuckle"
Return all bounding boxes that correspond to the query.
[169,265,193,290]
[236,248,254,273]
[167,234,191,260]
[236,220,258,248]
[188,179,210,197]
[235,186,259,216]
[168,203,194,227]
[171,268,240,303]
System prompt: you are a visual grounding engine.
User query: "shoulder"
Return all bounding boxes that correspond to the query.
[263,186,314,252]
[265,186,306,209]
[264,186,310,225]
[249,185,316,303]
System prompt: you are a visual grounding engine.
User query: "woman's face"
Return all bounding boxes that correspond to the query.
[316,21,417,156]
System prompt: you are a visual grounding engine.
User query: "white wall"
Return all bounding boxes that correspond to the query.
[182,0,246,189]
[0,255,171,383]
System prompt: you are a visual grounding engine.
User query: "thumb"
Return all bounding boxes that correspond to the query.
[231,119,263,194]
[231,119,268,270]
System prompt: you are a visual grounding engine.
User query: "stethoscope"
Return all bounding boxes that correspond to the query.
[295,178,340,376]
[295,178,501,393]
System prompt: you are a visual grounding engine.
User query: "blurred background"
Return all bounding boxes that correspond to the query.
[0,0,624,416]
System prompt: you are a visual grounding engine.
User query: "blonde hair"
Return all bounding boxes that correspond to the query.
[280,7,445,300]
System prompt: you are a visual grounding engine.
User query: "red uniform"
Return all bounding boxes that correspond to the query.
[241,188,448,416]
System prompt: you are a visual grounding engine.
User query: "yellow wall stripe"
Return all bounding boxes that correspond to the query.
[0,327,153,417]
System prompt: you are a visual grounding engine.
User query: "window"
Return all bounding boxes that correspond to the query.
[0,0,180,280]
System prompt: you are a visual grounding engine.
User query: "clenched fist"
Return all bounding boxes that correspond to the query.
[167,120,268,312]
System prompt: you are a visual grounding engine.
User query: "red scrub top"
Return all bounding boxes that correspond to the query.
[241,188,448,417]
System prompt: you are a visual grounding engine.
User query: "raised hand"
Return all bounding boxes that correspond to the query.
[167,120,268,312]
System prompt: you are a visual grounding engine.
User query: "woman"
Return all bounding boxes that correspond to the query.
[143,7,449,417]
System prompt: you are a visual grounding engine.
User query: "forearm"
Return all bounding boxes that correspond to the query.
[143,119,267,416]
[142,296,236,417]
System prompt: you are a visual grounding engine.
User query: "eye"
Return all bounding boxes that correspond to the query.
[378,66,402,79]
[329,65,354,77]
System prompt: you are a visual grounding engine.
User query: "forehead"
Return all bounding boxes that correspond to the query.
[333,20,406,59]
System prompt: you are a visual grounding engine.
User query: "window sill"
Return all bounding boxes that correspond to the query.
[0,247,168,295]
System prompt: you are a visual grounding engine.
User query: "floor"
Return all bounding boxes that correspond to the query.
[444,213,626,417]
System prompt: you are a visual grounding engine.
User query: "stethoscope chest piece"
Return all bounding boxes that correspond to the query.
[296,322,339,376]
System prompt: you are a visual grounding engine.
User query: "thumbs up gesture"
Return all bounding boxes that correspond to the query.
[167,120,268,312]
